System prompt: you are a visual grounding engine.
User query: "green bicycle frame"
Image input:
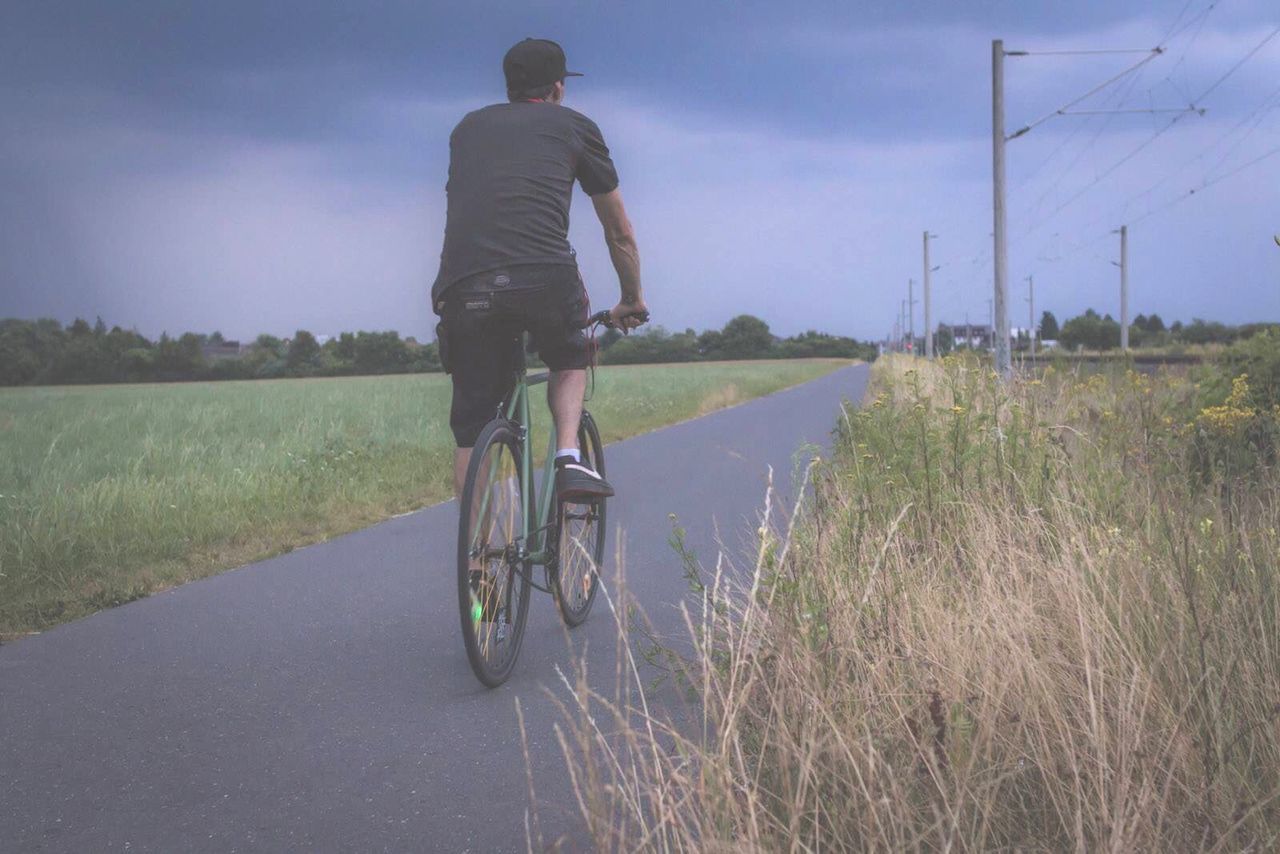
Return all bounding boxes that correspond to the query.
[511,372,559,564]
[470,369,558,567]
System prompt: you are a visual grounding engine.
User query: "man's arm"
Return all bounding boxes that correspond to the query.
[591,189,647,329]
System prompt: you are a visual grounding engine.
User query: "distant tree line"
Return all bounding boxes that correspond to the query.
[0,318,441,386]
[1048,310,1278,352]
[0,314,877,386]
[917,309,1276,356]
[598,315,877,365]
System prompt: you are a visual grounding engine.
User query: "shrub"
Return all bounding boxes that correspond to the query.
[1219,329,1280,409]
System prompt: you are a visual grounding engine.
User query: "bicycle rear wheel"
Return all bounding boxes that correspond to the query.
[457,419,532,687]
[553,411,607,627]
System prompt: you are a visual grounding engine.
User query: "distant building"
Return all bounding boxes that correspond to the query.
[940,323,993,349]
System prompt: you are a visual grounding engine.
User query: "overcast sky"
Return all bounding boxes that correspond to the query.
[2,0,1277,342]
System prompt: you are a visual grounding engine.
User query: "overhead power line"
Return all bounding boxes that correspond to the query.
[1019,22,1280,237]
[1016,48,1166,56]
[1008,3,1230,148]
[1007,48,1166,140]
[1006,3,1219,248]
[1020,117,1189,236]
[1013,1,1225,235]
[1128,142,1280,227]
[1192,23,1280,106]
[1148,2,1219,114]
[1159,0,1198,44]
[1058,107,1201,116]
[1201,84,1280,178]
[1165,1,1220,60]
[1017,67,1147,222]
[1038,138,1280,264]
[1069,78,1280,238]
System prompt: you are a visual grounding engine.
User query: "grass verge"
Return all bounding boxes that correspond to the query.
[0,359,848,638]
[554,353,1280,851]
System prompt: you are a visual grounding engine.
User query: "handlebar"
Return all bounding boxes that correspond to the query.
[586,308,650,330]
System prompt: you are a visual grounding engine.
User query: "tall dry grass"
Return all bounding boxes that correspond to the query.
[551,354,1280,851]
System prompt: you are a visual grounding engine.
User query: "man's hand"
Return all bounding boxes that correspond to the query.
[610,299,649,334]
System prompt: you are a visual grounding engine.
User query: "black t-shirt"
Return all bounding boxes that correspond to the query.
[431,102,619,304]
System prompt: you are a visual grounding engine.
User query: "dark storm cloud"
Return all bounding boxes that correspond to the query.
[12,0,1256,143]
[6,0,1275,158]
[2,1,1277,340]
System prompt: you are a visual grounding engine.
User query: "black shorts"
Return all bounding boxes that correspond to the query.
[437,265,592,448]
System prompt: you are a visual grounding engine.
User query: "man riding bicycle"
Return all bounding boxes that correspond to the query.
[432,38,647,503]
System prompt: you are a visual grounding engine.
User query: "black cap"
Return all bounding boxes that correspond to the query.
[503,38,583,91]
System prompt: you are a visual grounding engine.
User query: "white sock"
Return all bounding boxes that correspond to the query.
[556,448,581,463]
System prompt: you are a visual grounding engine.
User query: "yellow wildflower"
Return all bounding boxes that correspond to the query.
[1196,374,1256,435]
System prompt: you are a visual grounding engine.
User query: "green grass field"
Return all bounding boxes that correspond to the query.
[0,359,847,638]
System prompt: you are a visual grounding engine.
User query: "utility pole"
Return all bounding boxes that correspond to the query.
[923,232,934,358]
[991,39,1012,377]
[1119,225,1129,351]
[900,299,907,352]
[1026,274,1035,357]
[988,41,1178,370]
[987,298,994,351]
[908,279,916,353]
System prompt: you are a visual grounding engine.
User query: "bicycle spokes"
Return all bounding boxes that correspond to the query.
[558,501,600,612]
[469,457,520,555]
[460,433,527,680]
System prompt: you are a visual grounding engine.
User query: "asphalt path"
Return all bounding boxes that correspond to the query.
[1,363,869,852]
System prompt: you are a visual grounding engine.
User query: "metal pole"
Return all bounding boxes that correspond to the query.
[1026,274,1035,356]
[908,279,915,353]
[987,298,994,350]
[992,39,1012,377]
[923,232,933,358]
[1120,224,1129,351]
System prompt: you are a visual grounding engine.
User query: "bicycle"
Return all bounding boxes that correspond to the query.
[456,308,647,687]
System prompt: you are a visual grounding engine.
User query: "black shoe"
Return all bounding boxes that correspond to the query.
[555,457,615,500]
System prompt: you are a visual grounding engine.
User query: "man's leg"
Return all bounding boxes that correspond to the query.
[548,368,587,451]
[549,367,613,498]
[445,296,510,498]
[535,272,612,499]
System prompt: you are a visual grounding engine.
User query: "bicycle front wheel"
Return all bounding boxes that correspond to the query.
[553,411,607,627]
[457,419,532,687]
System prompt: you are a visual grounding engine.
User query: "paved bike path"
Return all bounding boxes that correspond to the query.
[0,363,869,852]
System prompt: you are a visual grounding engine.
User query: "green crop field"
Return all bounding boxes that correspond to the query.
[0,359,848,638]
